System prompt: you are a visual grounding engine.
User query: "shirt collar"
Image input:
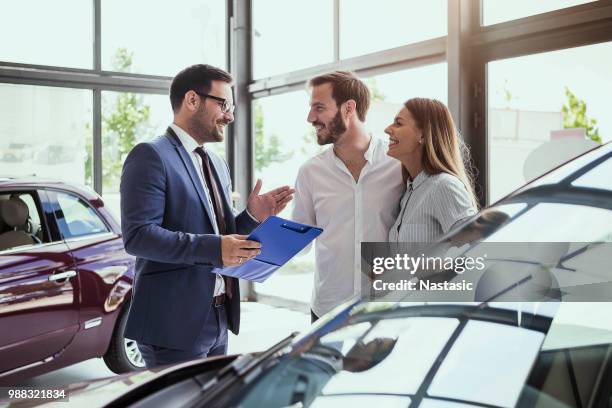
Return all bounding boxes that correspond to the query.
[363,135,377,163]
[328,134,380,164]
[170,123,202,153]
[409,169,430,189]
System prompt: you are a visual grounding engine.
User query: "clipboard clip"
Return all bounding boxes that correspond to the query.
[281,222,311,234]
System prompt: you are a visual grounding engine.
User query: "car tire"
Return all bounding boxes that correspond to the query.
[103,299,146,373]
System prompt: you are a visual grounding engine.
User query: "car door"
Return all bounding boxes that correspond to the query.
[0,189,80,375]
[46,190,131,334]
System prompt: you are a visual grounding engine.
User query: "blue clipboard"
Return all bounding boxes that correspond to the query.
[212,216,322,282]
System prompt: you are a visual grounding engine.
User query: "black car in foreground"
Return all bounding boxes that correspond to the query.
[5,142,612,408]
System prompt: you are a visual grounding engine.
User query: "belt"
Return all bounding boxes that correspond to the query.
[213,294,226,308]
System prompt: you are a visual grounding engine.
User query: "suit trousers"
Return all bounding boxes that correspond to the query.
[137,303,228,368]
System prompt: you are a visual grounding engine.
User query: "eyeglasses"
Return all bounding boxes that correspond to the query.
[193,91,234,114]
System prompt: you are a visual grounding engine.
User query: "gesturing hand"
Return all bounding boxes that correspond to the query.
[221,234,262,267]
[247,179,295,222]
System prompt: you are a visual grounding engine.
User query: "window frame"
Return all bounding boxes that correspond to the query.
[243,0,612,301]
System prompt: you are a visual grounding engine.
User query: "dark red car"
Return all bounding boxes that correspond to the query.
[0,177,142,385]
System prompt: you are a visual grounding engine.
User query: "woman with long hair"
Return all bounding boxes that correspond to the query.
[386,97,478,244]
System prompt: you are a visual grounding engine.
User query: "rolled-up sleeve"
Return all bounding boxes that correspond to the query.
[433,177,477,233]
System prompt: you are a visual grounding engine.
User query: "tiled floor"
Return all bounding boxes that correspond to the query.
[16,302,310,388]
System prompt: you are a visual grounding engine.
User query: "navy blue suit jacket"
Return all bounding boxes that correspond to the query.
[121,128,258,350]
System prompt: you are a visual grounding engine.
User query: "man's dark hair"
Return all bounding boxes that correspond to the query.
[308,71,371,122]
[169,64,233,113]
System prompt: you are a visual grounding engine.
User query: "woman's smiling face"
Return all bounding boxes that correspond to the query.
[385,107,423,160]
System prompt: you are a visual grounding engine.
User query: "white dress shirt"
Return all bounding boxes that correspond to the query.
[170,123,225,296]
[292,136,405,316]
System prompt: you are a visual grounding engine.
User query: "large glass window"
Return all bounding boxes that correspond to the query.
[487,41,612,202]
[0,0,92,68]
[252,0,333,79]
[482,0,596,26]
[365,63,448,138]
[101,92,171,219]
[102,0,227,76]
[0,84,92,186]
[339,0,447,59]
[253,90,319,303]
[254,64,448,302]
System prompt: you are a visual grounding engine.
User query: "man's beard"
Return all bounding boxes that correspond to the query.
[316,111,347,145]
[189,106,224,143]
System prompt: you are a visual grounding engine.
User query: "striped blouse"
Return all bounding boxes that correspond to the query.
[388,171,476,247]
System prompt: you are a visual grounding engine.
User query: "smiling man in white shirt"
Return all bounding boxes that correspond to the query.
[292,71,405,322]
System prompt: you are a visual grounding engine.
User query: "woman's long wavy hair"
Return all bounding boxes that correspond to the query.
[404,97,479,209]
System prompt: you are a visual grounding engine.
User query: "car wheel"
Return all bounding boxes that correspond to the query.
[103,299,146,373]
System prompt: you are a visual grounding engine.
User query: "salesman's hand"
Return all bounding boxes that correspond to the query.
[221,234,262,267]
[247,179,295,222]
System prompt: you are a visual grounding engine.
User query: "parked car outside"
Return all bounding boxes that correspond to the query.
[4,142,612,407]
[0,177,142,385]
[35,144,80,165]
[0,143,35,163]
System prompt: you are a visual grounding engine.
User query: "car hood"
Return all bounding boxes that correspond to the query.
[29,355,237,408]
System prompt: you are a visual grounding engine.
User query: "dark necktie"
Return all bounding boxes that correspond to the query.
[195,147,227,235]
[194,147,233,298]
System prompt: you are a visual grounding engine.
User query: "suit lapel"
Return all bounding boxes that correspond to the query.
[166,128,216,230]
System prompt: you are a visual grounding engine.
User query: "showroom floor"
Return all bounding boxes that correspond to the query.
[17,302,310,388]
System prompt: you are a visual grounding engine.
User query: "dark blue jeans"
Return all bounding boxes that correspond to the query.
[137,304,228,368]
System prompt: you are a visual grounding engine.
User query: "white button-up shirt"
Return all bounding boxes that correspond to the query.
[292,136,405,316]
[170,123,225,296]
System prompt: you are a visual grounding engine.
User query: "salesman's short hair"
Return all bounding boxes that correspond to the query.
[170,64,233,113]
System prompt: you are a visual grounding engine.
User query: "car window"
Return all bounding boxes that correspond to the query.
[485,203,612,242]
[571,157,612,191]
[523,145,611,190]
[54,192,109,238]
[542,303,612,351]
[442,203,526,244]
[0,191,47,251]
[527,302,612,407]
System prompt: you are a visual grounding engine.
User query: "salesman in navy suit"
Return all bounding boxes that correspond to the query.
[120,64,294,368]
